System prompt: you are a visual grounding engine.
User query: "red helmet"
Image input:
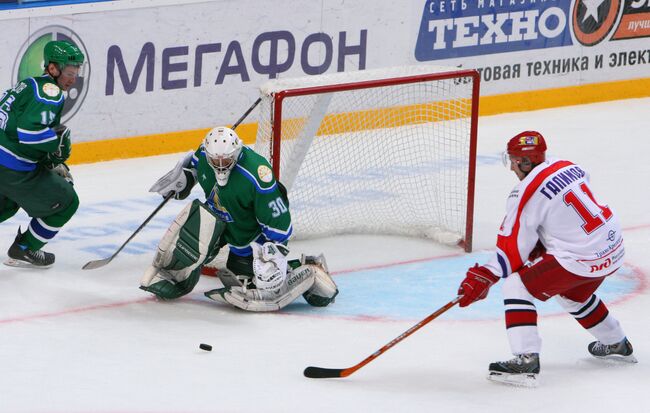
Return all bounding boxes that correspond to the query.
[506,131,547,165]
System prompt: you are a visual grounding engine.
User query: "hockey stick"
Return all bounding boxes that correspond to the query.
[82,192,174,269]
[303,296,461,379]
[82,97,263,270]
[231,97,262,129]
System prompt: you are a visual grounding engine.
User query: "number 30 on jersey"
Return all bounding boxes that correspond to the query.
[268,197,288,218]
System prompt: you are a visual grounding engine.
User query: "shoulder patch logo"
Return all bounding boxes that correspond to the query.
[42,83,60,97]
[258,165,273,183]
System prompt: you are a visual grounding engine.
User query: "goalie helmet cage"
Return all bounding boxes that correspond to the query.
[254,66,479,252]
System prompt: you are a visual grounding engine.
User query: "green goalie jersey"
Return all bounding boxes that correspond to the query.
[0,75,64,171]
[190,145,292,256]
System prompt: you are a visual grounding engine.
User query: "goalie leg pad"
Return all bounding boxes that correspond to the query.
[205,264,315,312]
[216,268,245,288]
[140,199,224,299]
[302,264,338,307]
[161,199,224,271]
[298,253,337,307]
[140,267,201,300]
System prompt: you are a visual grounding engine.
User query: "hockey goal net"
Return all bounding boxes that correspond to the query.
[253,66,479,252]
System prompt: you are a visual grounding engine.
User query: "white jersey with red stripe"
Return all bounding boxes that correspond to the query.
[484,158,624,279]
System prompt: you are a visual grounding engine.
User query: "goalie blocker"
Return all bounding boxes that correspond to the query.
[140,200,338,311]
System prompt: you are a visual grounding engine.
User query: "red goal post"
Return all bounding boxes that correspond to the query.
[254,66,480,252]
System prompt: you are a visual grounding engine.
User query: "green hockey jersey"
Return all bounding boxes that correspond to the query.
[191,145,292,256]
[0,75,64,171]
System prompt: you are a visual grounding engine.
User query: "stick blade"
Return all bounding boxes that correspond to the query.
[303,366,345,379]
[82,258,112,270]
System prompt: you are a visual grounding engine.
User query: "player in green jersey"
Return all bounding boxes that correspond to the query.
[140,126,338,311]
[0,41,84,268]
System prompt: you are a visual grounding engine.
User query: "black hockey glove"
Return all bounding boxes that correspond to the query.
[47,124,72,165]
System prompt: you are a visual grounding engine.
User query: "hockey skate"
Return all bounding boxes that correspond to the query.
[588,338,637,363]
[4,230,55,268]
[487,353,540,388]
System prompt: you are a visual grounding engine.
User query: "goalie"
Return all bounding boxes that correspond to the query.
[140,126,338,312]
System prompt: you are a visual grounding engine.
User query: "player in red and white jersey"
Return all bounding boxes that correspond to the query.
[457,131,636,387]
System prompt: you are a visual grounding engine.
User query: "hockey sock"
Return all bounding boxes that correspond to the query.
[21,195,79,250]
[502,273,542,354]
[556,295,625,345]
[21,218,62,251]
[504,298,541,354]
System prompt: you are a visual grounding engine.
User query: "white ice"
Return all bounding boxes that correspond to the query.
[1,98,649,412]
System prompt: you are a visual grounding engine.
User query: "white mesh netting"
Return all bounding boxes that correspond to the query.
[254,66,477,247]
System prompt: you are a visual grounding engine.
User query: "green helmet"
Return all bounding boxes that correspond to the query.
[43,40,85,68]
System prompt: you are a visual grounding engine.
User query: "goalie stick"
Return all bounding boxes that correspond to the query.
[82,97,262,270]
[303,296,461,379]
[82,192,174,269]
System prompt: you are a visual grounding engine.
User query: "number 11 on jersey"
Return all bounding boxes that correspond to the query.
[563,182,613,234]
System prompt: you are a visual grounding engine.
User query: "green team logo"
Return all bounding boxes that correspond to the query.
[12,26,90,123]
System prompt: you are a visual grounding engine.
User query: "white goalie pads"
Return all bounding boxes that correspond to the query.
[207,262,337,312]
[210,265,314,311]
[301,254,338,307]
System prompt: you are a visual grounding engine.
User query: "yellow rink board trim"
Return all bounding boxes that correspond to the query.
[480,76,650,115]
[68,123,258,165]
[67,77,650,165]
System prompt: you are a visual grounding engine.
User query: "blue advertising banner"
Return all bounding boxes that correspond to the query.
[415,0,574,61]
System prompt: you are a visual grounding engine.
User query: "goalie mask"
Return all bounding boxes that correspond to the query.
[204,126,243,186]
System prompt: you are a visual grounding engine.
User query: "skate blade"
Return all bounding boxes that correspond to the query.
[487,371,539,388]
[592,354,638,364]
[3,258,52,269]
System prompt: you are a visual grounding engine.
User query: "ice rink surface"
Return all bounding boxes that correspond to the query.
[1,98,649,412]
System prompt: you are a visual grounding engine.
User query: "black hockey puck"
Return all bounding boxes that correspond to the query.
[199,343,212,351]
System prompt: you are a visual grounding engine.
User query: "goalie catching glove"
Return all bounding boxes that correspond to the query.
[150,150,197,200]
[251,242,289,292]
[140,199,224,299]
[205,248,338,312]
